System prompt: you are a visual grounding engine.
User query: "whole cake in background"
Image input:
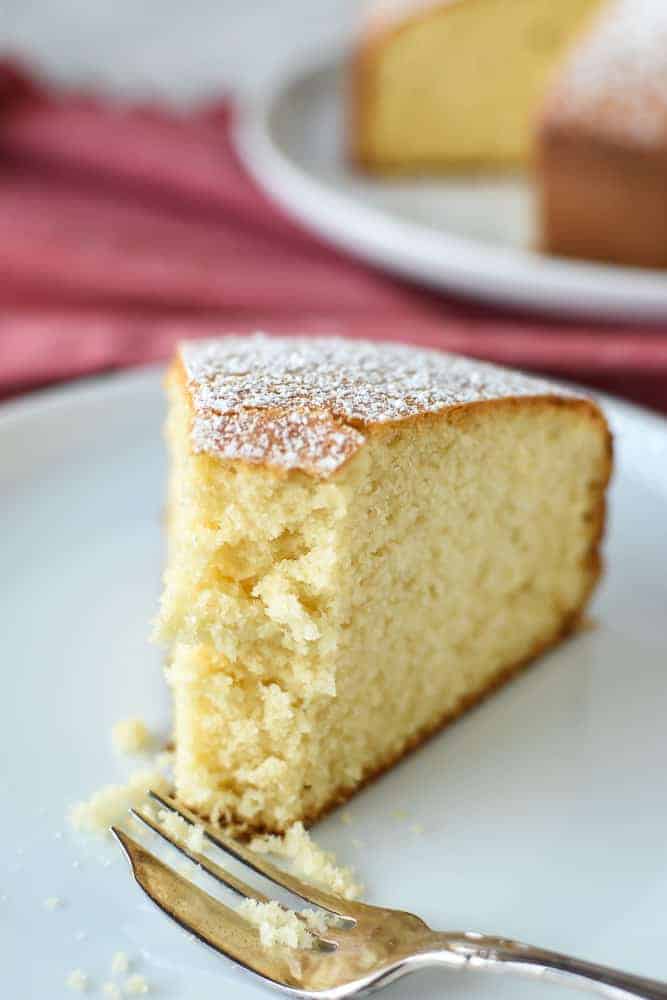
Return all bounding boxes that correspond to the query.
[351,0,667,269]
[155,334,611,833]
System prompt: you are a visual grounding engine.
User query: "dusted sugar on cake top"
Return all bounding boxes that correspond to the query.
[156,334,611,832]
[537,0,667,268]
[541,0,667,148]
[179,335,571,475]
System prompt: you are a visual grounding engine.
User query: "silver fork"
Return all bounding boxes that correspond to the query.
[112,790,667,1000]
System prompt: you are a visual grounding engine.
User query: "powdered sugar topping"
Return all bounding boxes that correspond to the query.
[181,335,568,477]
[548,0,667,146]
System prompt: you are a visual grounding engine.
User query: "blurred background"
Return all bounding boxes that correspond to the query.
[0,0,359,100]
[0,0,665,411]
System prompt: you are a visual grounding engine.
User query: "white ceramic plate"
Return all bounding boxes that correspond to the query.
[2,368,667,1000]
[235,58,667,321]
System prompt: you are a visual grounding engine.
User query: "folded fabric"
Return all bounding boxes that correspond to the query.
[0,58,665,412]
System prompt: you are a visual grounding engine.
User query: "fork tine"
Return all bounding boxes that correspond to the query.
[149,789,356,918]
[129,806,271,904]
[111,828,306,992]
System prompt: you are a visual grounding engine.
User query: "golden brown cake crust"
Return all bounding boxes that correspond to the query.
[536,127,667,268]
[173,335,603,479]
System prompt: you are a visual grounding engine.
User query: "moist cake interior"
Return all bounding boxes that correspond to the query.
[156,338,610,832]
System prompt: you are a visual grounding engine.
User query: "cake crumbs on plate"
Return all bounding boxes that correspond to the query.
[65,968,89,992]
[125,973,150,994]
[112,718,152,755]
[43,896,63,911]
[111,951,130,975]
[68,767,170,835]
[340,810,353,825]
[102,983,122,999]
[409,823,425,835]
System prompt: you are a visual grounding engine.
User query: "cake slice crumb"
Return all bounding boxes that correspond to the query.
[65,968,89,992]
[409,823,424,835]
[43,896,63,911]
[111,951,130,975]
[340,811,353,826]
[125,973,150,994]
[102,983,121,999]
[112,718,152,755]
[68,767,170,835]
[250,822,362,900]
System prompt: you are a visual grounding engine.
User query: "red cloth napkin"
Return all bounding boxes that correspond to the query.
[1,59,666,412]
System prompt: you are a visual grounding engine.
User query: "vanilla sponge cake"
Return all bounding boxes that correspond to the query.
[352,0,667,268]
[156,335,611,832]
[352,0,604,170]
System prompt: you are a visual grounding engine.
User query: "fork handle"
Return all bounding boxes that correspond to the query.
[427,932,667,999]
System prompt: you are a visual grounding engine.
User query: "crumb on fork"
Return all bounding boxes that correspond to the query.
[250,822,362,900]
[237,899,321,950]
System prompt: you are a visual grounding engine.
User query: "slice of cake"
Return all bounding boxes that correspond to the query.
[156,335,611,833]
[351,0,604,171]
[536,0,667,268]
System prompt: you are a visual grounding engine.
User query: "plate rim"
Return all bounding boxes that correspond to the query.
[234,53,667,322]
[3,363,667,996]
[0,362,164,430]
